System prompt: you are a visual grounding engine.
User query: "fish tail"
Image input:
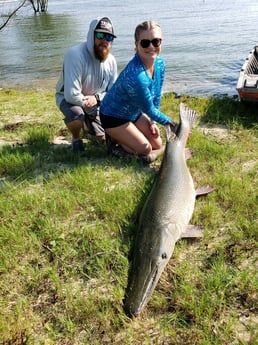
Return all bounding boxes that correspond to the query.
[173,103,197,146]
[180,102,197,129]
[166,103,198,142]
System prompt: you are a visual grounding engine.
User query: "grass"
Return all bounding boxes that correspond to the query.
[0,88,257,344]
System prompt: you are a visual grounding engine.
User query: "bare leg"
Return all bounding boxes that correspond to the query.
[134,114,164,161]
[66,119,85,153]
[134,114,162,150]
[106,115,164,162]
[66,119,84,140]
[146,146,165,162]
[106,122,151,155]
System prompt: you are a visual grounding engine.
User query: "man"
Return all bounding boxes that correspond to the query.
[56,17,117,153]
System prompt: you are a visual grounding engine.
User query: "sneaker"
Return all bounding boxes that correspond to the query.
[138,155,152,164]
[106,134,152,164]
[106,134,132,158]
[110,144,151,164]
[72,139,85,153]
[110,144,135,159]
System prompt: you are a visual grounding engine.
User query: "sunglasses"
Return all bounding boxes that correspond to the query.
[139,38,162,48]
[95,32,114,42]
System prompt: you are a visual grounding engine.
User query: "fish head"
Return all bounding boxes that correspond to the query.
[124,247,172,317]
[123,222,181,317]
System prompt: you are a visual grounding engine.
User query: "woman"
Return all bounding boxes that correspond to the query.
[100,21,177,163]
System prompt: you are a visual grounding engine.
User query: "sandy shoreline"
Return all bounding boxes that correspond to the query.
[0,78,57,91]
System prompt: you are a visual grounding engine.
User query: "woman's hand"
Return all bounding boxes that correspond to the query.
[169,121,178,133]
[149,121,160,138]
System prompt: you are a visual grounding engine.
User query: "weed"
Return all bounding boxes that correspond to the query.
[0,88,257,344]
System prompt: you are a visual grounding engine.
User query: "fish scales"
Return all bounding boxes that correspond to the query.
[124,103,198,317]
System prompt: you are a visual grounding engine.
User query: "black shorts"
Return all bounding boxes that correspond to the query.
[100,112,141,129]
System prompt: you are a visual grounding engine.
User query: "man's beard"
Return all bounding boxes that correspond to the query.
[94,44,110,62]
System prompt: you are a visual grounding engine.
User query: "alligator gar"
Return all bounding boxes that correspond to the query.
[123,103,212,317]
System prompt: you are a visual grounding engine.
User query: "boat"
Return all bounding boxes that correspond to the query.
[236,45,258,102]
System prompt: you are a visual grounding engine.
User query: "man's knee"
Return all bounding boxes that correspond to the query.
[60,100,85,123]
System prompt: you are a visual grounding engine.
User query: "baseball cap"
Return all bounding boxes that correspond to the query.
[95,17,117,38]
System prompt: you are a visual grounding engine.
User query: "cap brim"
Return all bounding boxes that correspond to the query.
[95,29,116,38]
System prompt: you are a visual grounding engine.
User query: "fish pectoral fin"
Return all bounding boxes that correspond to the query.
[196,185,214,198]
[185,147,194,160]
[181,224,204,238]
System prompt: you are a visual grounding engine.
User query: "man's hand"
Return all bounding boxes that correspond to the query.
[83,95,97,109]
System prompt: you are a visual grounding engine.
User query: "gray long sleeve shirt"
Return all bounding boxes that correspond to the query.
[56,17,117,109]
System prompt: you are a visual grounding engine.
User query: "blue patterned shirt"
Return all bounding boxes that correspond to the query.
[100,54,171,125]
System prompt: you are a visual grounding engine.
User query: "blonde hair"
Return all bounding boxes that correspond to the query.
[134,21,162,41]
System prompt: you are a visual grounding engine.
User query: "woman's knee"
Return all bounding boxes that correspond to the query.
[106,126,152,156]
[137,141,152,156]
[151,136,163,150]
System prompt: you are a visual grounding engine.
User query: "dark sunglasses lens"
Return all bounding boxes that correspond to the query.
[105,35,114,42]
[140,39,150,48]
[140,38,162,48]
[152,38,162,47]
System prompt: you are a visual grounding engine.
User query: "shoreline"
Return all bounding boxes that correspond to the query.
[0,81,239,100]
[0,78,57,91]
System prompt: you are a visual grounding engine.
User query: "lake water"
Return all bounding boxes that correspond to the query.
[0,0,258,96]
